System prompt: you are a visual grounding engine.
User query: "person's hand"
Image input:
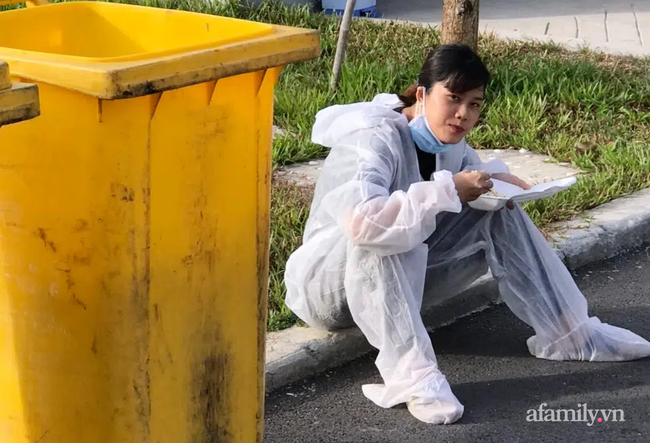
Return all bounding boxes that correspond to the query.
[490,173,531,190]
[452,170,493,203]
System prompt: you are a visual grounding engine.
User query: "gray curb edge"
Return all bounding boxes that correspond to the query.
[265,188,650,393]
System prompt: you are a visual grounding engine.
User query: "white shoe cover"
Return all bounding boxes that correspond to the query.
[362,365,465,425]
[528,317,650,362]
[407,394,464,425]
[404,374,464,425]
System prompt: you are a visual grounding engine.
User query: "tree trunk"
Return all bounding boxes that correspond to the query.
[330,0,357,93]
[441,0,480,52]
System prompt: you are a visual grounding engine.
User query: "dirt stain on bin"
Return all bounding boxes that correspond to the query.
[35,227,57,253]
[73,218,90,232]
[117,81,158,100]
[131,155,153,440]
[72,253,92,266]
[192,352,234,443]
[111,183,135,202]
[62,269,87,310]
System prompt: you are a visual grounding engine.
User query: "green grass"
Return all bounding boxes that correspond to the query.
[3,0,650,331]
[267,180,313,331]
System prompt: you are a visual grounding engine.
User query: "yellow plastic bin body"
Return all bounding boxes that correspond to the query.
[0,2,320,443]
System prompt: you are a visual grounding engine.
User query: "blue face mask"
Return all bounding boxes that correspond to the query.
[408,87,455,155]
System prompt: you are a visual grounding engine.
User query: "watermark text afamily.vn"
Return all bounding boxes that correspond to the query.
[527,403,625,426]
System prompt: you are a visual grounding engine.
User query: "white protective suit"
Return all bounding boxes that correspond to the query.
[284,93,650,424]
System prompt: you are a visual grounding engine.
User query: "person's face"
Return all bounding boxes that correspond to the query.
[416,81,484,144]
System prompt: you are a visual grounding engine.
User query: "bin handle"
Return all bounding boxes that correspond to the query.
[0,0,49,7]
[0,61,11,91]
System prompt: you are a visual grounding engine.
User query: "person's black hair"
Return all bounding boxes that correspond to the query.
[398,44,490,108]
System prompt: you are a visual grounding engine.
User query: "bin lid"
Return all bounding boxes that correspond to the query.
[0,2,320,99]
[0,61,40,125]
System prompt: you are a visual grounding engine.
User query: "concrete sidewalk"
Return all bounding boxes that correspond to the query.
[376,0,650,56]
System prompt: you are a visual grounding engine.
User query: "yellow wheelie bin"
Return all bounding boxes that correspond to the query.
[0,2,320,442]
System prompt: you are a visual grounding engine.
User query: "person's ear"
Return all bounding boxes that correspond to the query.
[416,86,425,103]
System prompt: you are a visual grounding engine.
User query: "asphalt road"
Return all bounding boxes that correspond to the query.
[264,246,650,443]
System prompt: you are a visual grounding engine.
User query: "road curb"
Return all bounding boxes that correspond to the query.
[265,188,650,393]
